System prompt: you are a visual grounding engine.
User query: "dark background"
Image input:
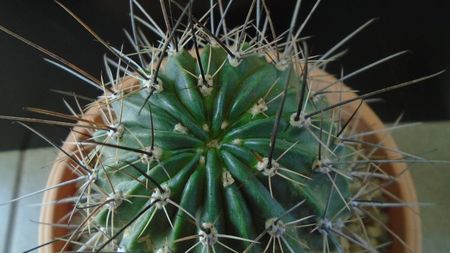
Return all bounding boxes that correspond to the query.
[0,0,449,150]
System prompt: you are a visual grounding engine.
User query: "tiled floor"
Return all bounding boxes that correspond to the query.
[0,148,56,253]
[0,150,20,253]
[0,122,449,252]
[390,121,450,252]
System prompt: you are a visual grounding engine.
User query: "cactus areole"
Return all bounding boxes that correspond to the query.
[86,44,358,253]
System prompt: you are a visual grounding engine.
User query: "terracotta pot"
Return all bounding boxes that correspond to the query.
[38,69,421,253]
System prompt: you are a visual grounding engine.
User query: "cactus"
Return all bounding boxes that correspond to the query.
[0,0,442,252]
[89,42,358,252]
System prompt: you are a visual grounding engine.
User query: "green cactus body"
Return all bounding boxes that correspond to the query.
[91,45,354,252]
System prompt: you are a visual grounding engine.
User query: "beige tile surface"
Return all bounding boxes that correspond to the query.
[0,122,449,252]
[0,150,20,253]
[2,148,56,253]
[391,121,450,253]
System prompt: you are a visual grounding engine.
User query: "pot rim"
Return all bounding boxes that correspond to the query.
[38,68,421,253]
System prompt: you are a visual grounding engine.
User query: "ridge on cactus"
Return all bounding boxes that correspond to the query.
[0,0,442,253]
